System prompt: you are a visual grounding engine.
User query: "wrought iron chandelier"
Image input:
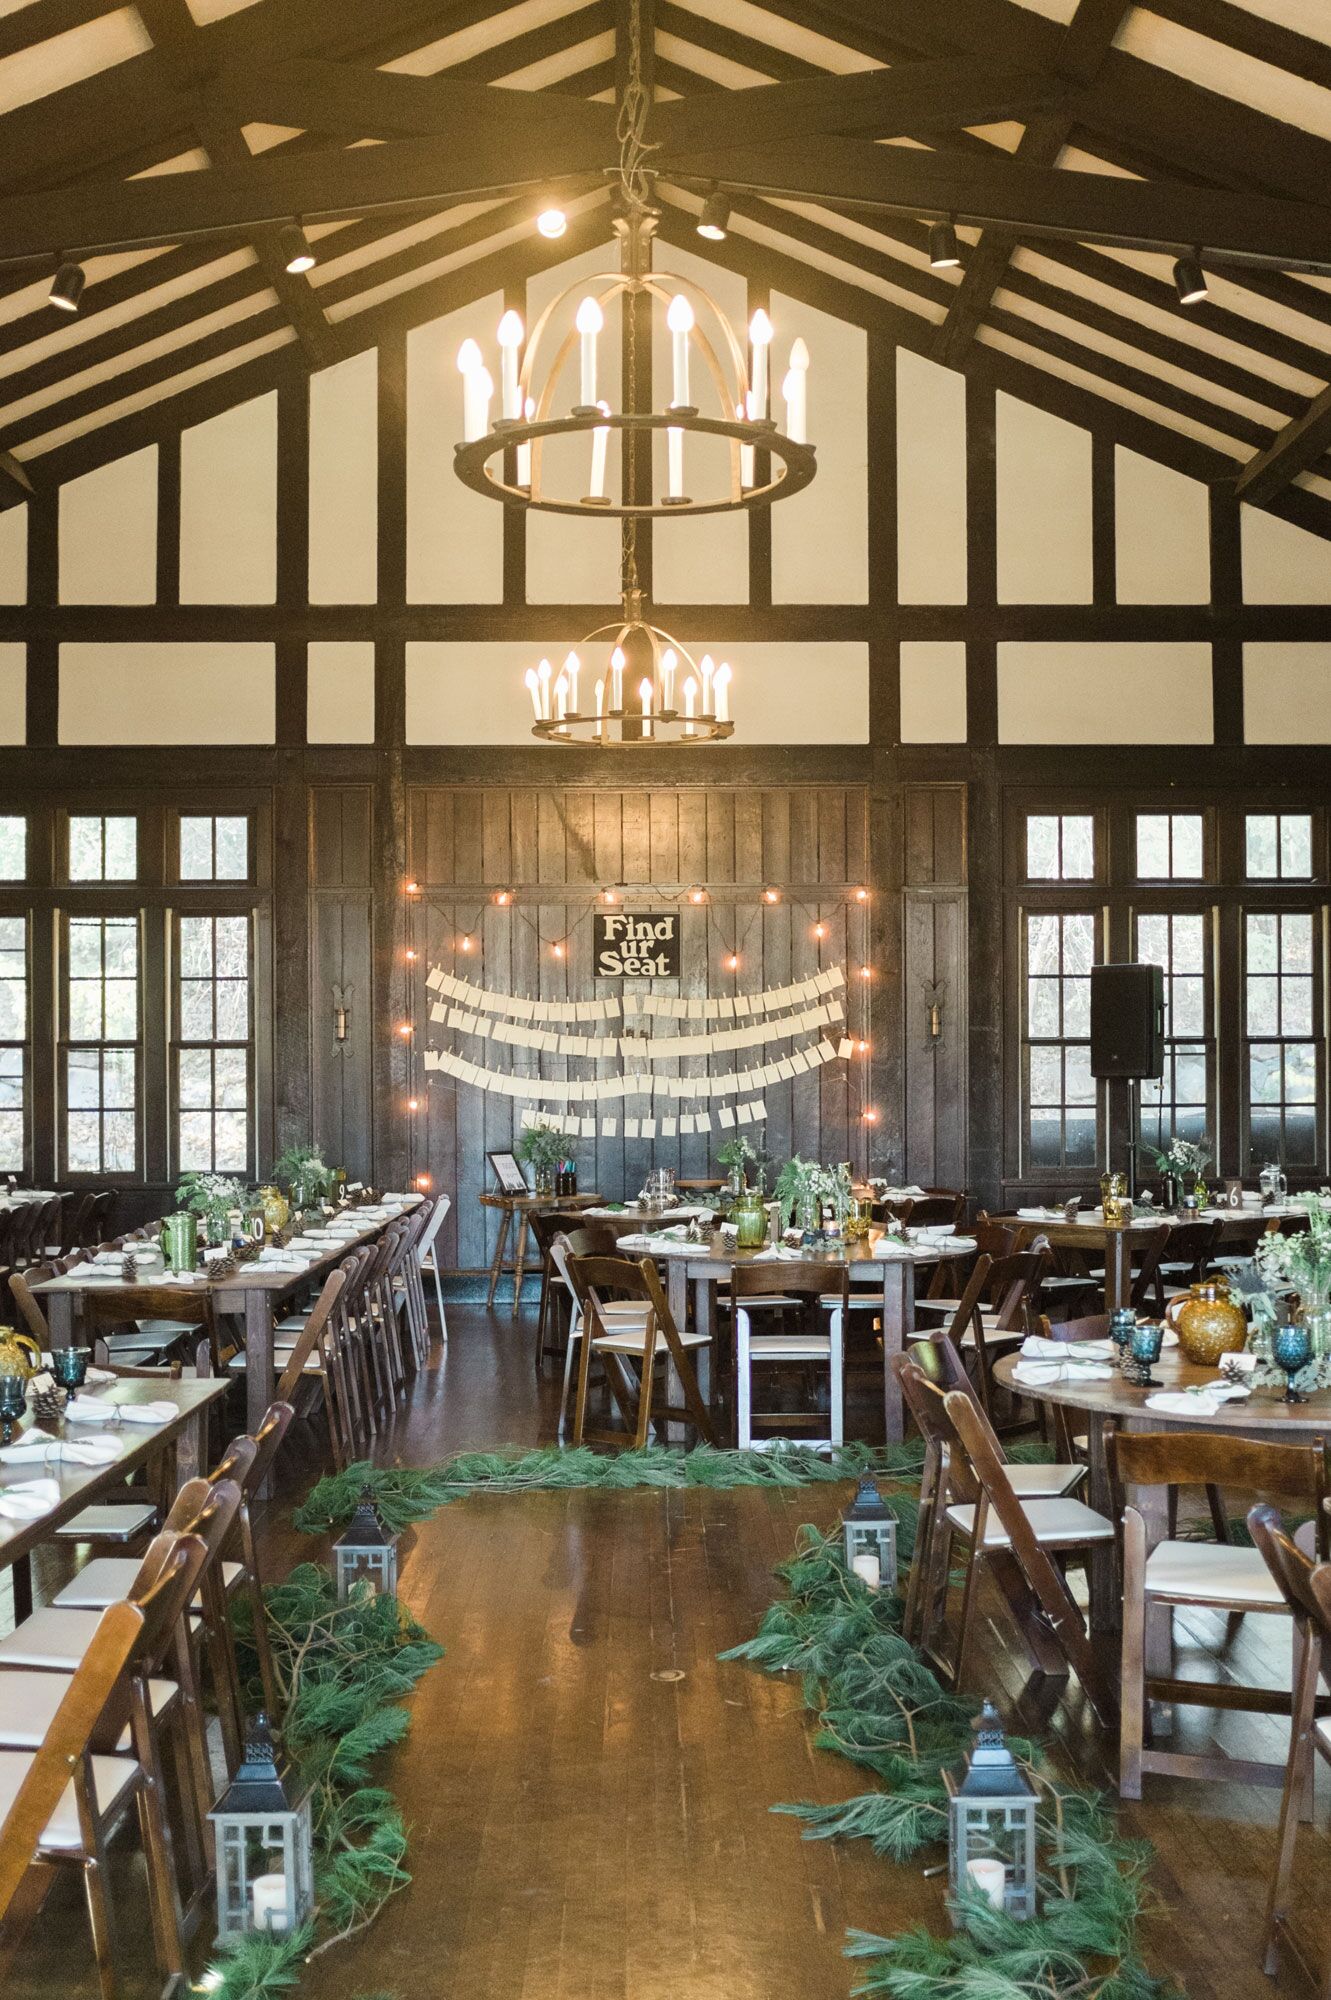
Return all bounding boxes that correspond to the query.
[451,0,816,747]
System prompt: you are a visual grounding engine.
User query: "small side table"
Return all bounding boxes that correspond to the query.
[479,1190,602,1317]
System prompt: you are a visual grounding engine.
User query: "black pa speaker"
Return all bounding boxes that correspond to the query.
[1090,963,1164,1080]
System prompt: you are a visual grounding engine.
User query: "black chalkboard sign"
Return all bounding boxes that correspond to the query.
[593,911,681,978]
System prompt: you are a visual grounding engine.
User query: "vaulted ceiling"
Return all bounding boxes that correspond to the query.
[1,0,1330,536]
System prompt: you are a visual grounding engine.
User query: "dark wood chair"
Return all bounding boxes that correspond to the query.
[1110,1429,1331,1799]
[1152,1216,1224,1307]
[916,1245,1050,1417]
[567,1254,714,1450]
[730,1261,851,1450]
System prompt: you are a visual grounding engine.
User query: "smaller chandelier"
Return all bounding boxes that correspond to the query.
[522,587,733,746]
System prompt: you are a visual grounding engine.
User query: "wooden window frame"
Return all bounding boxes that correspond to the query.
[170,908,256,1182]
[172,811,256,888]
[1016,898,1104,1179]
[1132,901,1216,1161]
[58,908,143,1183]
[1240,901,1326,1176]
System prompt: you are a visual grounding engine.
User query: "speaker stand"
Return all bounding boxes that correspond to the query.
[1126,1078,1138,1199]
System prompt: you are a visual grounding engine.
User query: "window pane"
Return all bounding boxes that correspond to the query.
[180,982,214,1041]
[1024,814,1093,881]
[103,981,137,1041]
[1029,978,1061,1037]
[1026,817,1059,878]
[214,818,248,879]
[179,818,213,881]
[1173,815,1203,878]
[68,817,102,881]
[215,917,248,978]
[69,816,137,882]
[103,1111,136,1172]
[0,1111,22,1169]
[179,1048,212,1106]
[1030,1046,1061,1105]
[1247,975,1279,1035]
[68,982,103,1041]
[215,1111,248,1170]
[1136,815,1169,878]
[1063,976,1091,1037]
[1063,914,1094,975]
[1281,816,1313,878]
[0,818,26,882]
[173,912,252,1175]
[1246,814,1278,879]
[215,1047,247,1106]
[214,981,248,1041]
[1247,913,1278,973]
[1172,975,1205,1038]
[66,1111,100,1172]
[104,818,136,879]
[1062,816,1094,879]
[1281,914,1313,973]
[178,1112,213,1172]
[179,918,213,977]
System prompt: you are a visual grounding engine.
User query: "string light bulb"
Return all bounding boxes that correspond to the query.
[725,952,739,971]
[405,948,416,961]
[493,888,512,905]
[763,887,780,904]
[398,1022,412,1039]
[416,1173,432,1189]
[602,888,619,904]
[861,1107,879,1124]
[460,934,473,953]
[854,887,869,902]
[689,886,707,904]
[408,1097,419,1111]
[813,922,826,940]
[552,940,566,959]
[859,965,872,980]
[404,879,419,895]
[857,1039,870,1055]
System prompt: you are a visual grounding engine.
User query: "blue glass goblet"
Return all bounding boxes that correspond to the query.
[0,1373,25,1443]
[1273,1323,1313,1404]
[1130,1320,1164,1387]
[50,1347,88,1391]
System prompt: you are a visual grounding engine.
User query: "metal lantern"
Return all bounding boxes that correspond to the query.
[944,1701,1038,1922]
[332,1487,399,1603]
[842,1474,897,1593]
[208,1713,315,1942]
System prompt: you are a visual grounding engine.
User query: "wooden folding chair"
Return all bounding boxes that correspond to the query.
[731,1262,850,1450]
[1110,1428,1330,1798]
[569,1254,714,1450]
[275,1268,356,1468]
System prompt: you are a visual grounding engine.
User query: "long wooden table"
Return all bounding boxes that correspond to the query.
[0,1374,230,1619]
[990,1205,1304,1311]
[479,1189,603,1316]
[33,1200,421,1486]
[621,1230,975,1443]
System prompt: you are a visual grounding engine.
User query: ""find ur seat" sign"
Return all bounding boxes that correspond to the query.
[593,911,682,979]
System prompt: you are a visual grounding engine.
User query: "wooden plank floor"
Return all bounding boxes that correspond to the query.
[7,1302,1331,1999]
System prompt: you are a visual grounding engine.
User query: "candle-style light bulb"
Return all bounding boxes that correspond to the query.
[749,308,773,417]
[700,653,715,714]
[563,650,581,715]
[639,677,654,739]
[714,660,732,723]
[554,671,568,723]
[661,647,677,713]
[594,676,605,734]
[474,366,493,438]
[610,645,625,712]
[683,676,697,737]
[785,335,809,443]
[458,337,486,441]
[537,655,552,720]
[524,667,541,720]
[497,309,524,419]
[516,394,534,488]
[667,293,694,407]
[575,295,603,408]
[457,337,483,374]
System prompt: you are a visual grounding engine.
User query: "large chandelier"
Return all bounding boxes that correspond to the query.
[454,0,814,743]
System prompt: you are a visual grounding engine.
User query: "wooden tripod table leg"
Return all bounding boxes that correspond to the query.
[486,1206,511,1310]
[511,1213,530,1318]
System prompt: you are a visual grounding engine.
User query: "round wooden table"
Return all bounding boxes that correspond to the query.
[992,1346,1331,1638]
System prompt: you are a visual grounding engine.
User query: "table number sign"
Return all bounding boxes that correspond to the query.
[594,911,682,979]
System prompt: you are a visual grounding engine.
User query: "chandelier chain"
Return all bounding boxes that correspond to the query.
[615,0,657,210]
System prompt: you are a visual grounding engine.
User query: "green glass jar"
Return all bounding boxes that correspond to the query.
[732,1190,768,1249]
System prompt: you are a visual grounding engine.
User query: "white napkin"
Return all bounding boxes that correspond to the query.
[753,1244,806,1261]
[1012,1358,1114,1386]
[1021,1334,1114,1361]
[117,1401,177,1425]
[0,1430,123,1465]
[1145,1384,1251,1417]
[0,1476,61,1519]
[64,1395,123,1424]
[1016,1207,1061,1221]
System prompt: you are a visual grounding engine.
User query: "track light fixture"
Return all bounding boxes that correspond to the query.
[928,219,961,271]
[279,222,315,274]
[49,259,85,313]
[1173,251,1208,306]
[696,187,731,242]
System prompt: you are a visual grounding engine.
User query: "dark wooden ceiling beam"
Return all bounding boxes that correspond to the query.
[1234,388,1331,508]
[931,0,1129,369]
[1145,0,1331,97]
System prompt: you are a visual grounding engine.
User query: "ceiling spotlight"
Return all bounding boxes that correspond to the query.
[928,220,960,271]
[536,205,567,240]
[697,187,731,242]
[1173,252,1208,306]
[279,222,315,274]
[49,259,85,313]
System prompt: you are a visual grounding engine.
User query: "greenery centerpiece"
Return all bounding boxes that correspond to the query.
[773,1156,851,1242]
[175,1171,251,1247]
[1138,1132,1212,1206]
[516,1121,566,1197]
[1253,1193,1331,1382]
[272,1143,336,1214]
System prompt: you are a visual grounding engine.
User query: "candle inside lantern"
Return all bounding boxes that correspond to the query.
[850,1551,880,1590]
[661,647,677,714]
[784,336,809,443]
[610,645,625,712]
[639,677,654,739]
[458,337,486,442]
[667,425,684,499]
[537,656,552,720]
[715,661,731,723]
[749,308,772,417]
[497,308,523,419]
[516,395,534,487]
[965,1857,1007,1912]
[683,676,697,736]
[251,1874,290,1932]
[575,295,602,407]
[589,399,610,499]
[667,292,694,407]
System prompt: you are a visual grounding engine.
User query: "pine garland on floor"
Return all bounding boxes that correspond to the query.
[195,1564,443,2000]
[723,1525,1177,2000]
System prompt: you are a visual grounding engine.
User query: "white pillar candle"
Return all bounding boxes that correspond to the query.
[524,668,541,720]
[251,1874,290,1932]
[575,296,602,407]
[639,677,654,739]
[965,1857,1007,1912]
[850,1551,880,1590]
[563,650,580,715]
[458,337,486,442]
[749,308,772,417]
[667,293,694,407]
[661,647,677,714]
[497,309,524,420]
[589,400,610,499]
[700,654,715,714]
[739,401,754,488]
[714,661,732,723]
[668,425,684,499]
[610,646,625,713]
[683,676,697,736]
[537,656,552,721]
[516,395,534,488]
[785,336,809,443]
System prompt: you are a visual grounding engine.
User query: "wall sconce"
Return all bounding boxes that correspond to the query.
[924,978,945,1045]
[332,984,351,1048]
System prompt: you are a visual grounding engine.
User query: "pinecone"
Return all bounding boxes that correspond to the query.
[207,1252,240,1280]
[28,1379,67,1425]
[121,1254,137,1282]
